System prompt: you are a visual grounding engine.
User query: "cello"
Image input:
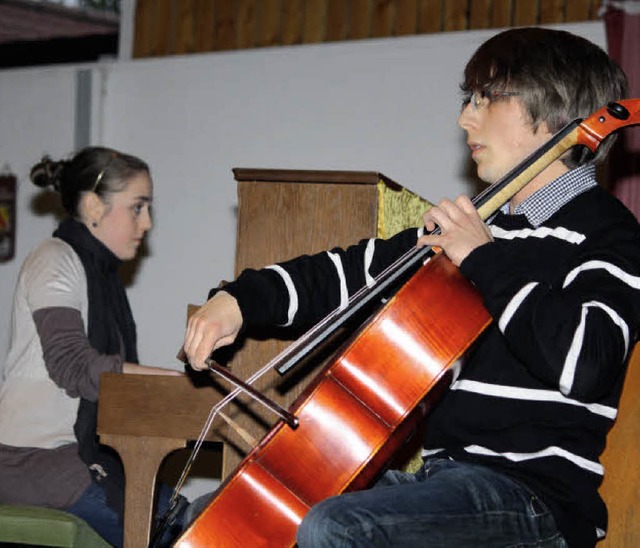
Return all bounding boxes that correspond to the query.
[176,99,640,547]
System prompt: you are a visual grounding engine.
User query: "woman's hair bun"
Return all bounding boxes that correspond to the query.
[30,156,67,192]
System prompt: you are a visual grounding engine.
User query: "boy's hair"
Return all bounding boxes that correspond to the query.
[462,27,628,167]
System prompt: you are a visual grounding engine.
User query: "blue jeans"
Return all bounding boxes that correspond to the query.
[65,482,181,548]
[297,458,568,547]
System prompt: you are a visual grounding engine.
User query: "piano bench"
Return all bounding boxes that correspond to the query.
[0,504,110,547]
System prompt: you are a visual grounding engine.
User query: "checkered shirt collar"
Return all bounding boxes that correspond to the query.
[499,164,597,227]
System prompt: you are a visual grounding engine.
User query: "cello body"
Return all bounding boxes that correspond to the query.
[176,253,491,547]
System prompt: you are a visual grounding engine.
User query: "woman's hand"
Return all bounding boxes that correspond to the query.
[417,195,492,266]
[182,291,243,371]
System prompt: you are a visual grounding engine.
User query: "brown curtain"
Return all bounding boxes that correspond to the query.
[603,1,640,219]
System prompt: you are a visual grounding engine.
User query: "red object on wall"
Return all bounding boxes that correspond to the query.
[0,173,17,262]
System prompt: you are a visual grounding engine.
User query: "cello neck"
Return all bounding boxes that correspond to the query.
[472,120,579,220]
[475,99,640,220]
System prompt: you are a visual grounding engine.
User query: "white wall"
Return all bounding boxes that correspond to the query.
[1,22,606,377]
[0,66,77,363]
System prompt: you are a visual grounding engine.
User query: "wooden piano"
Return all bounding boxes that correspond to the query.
[97,168,428,547]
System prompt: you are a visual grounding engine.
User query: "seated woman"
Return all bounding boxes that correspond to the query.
[0,146,183,547]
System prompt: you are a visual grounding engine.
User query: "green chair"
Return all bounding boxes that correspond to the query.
[0,504,111,547]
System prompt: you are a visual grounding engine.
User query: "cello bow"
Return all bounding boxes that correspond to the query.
[176,99,640,548]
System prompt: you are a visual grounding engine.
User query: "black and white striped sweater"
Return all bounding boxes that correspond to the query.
[215,165,640,547]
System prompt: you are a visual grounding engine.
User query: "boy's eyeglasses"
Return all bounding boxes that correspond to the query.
[461,90,521,111]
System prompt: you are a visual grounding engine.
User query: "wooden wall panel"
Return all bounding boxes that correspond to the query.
[444,0,469,31]
[152,0,175,56]
[513,0,539,26]
[566,0,595,22]
[194,0,216,52]
[349,0,373,39]
[491,0,513,27]
[326,0,348,42]
[396,0,419,35]
[539,0,565,25]
[236,0,257,49]
[258,0,282,47]
[419,0,443,33]
[469,0,492,30]
[281,0,304,45]
[302,0,327,44]
[371,0,395,38]
[212,0,236,51]
[133,0,604,59]
[174,0,196,54]
[132,0,153,57]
